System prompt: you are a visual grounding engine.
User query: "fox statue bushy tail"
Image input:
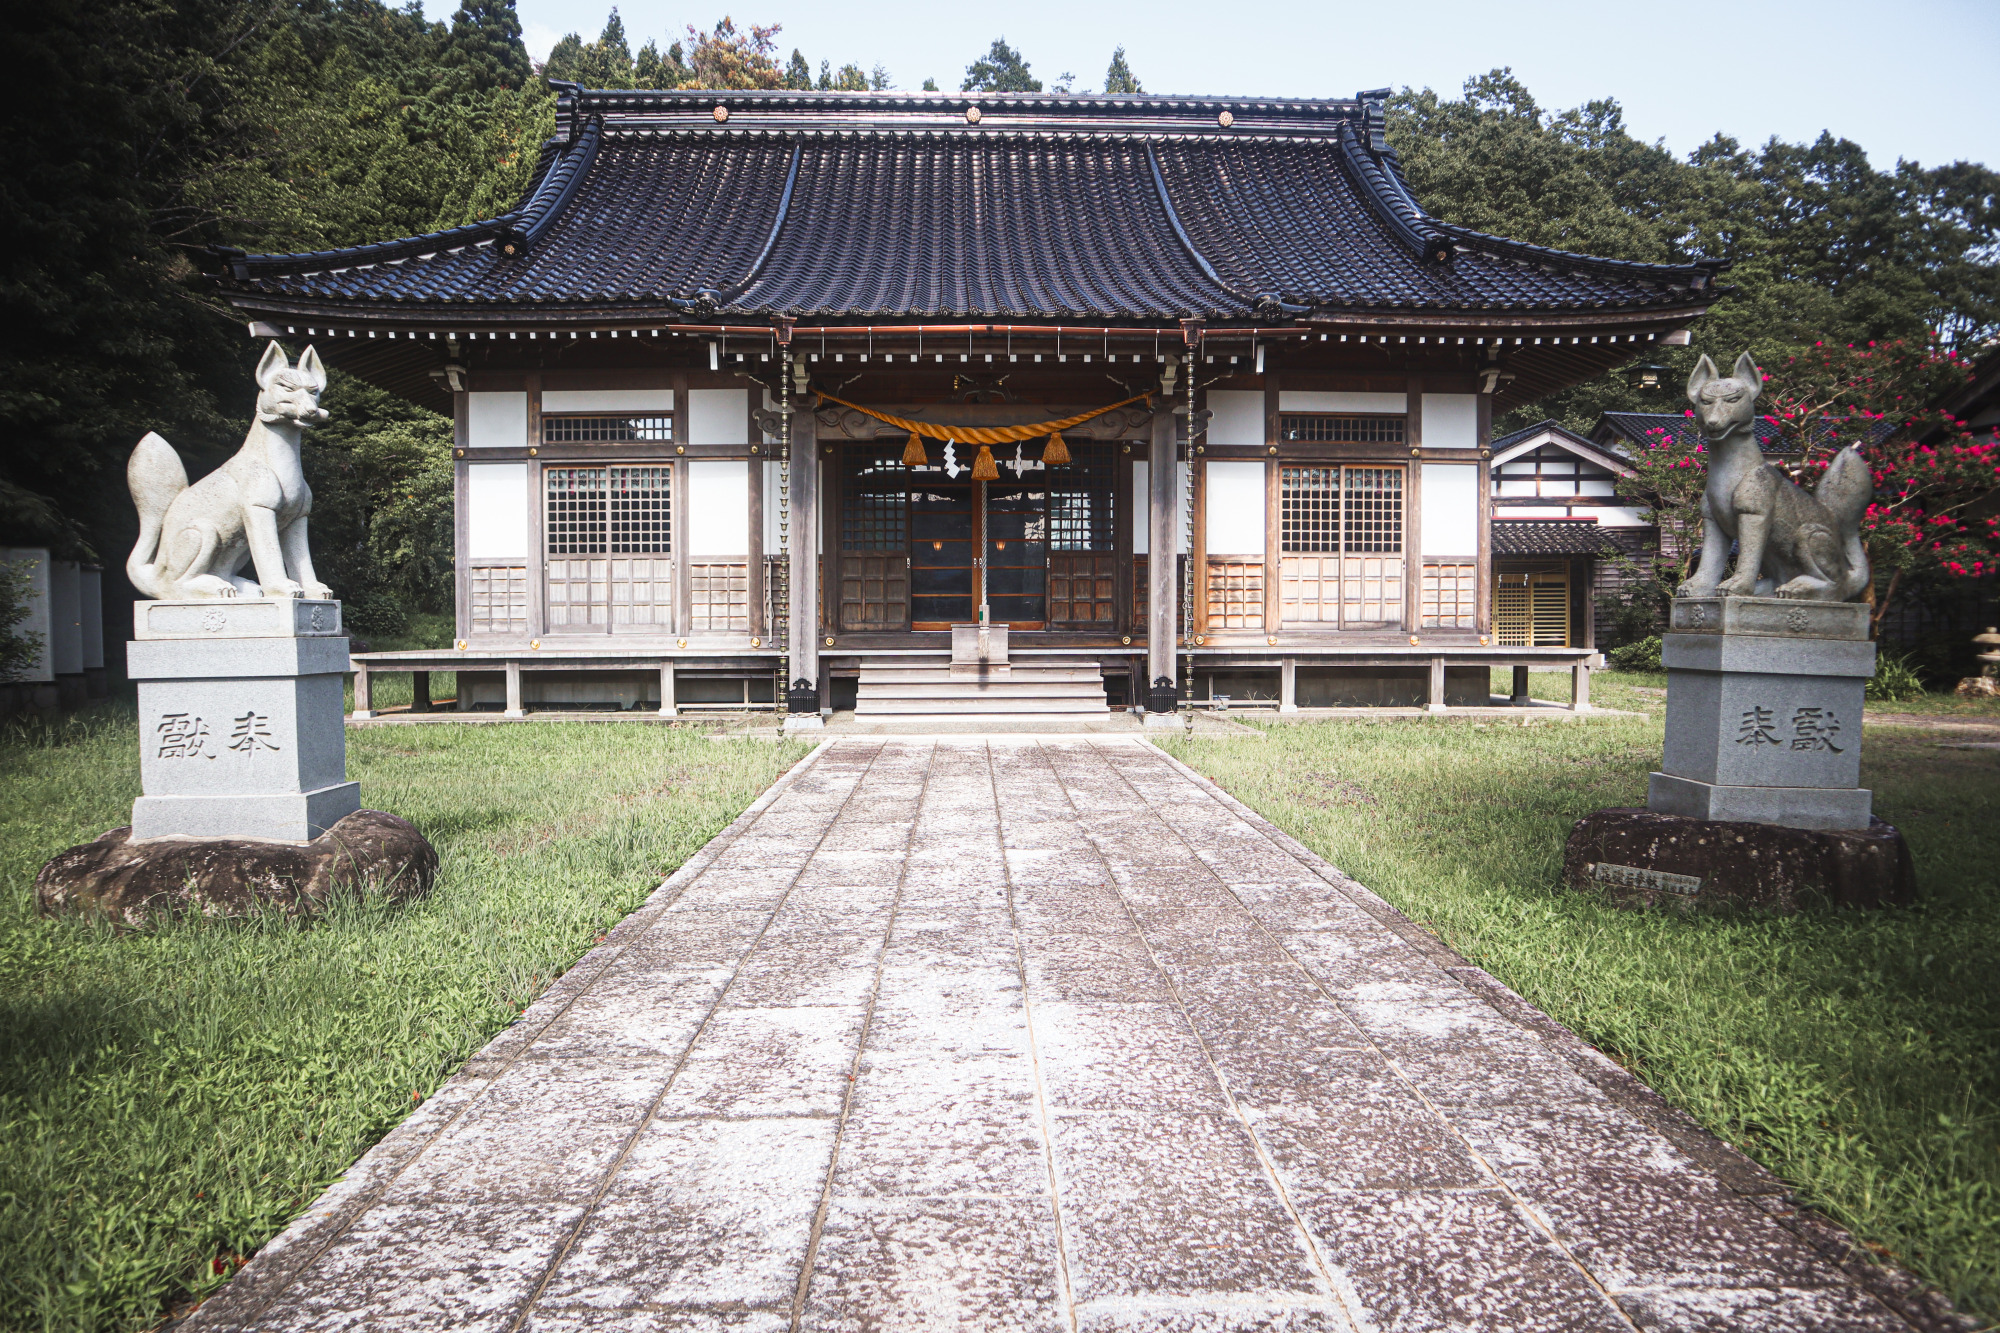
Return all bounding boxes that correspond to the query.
[125,431,190,601]
[1815,447,1873,601]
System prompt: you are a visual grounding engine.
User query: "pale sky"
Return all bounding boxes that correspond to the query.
[505,0,2000,171]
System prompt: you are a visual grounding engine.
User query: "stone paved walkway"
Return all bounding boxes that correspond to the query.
[187,738,1959,1333]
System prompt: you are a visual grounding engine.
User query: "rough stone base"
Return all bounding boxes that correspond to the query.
[1564,806,1915,913]
[36,809,437,926]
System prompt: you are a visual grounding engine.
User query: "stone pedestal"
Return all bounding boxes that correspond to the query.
[127,599,359,842]
[951,623,1009,679]
[1647,597,1874,832]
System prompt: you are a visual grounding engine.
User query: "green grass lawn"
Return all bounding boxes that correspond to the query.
[1164,709,2000,1322]
[0,704,807,1332]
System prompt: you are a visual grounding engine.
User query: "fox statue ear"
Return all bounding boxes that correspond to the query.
[1732,351,1763,400]
[297,345,327,392]
[1686,353,1718,405]
[255,340,290,390]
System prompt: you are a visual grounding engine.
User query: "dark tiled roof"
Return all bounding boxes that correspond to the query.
[215,88,1724,324]
[1493,519,1617,556]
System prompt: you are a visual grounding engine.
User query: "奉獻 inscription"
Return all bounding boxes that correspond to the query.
[1736,705,1844,753]
[154,711,282,759]
[229,711,281,753]
[1590,862,1703,896]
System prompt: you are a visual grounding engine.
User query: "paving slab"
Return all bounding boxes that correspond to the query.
[183,738,1968,1333]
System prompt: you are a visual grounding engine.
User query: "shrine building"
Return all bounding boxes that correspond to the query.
[211,85,1720,720]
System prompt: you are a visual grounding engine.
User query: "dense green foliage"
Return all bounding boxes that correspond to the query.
[0,707,806,1330]
[1169,703,2000,1323]
[1389,70,2000,436]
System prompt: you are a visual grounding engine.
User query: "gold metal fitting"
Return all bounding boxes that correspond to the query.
[454,638,468,650]
[750,637,762,648]
[454,448,465,458]
[824,636,835,646]
[1121,635,1132,645]
[527,446,537,456]
[530,639,541,649]
[675,445,685,455]
[1217,110,1235,128]
[676,638,687,648]
[712,104,729,122]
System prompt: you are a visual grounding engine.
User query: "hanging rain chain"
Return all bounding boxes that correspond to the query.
[775,346,792,689]
[1183,355,1198,699]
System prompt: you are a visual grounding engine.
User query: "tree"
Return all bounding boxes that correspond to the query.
[962,38,1040,92]
[1103,46,1141,95]
[683,17,783,90]
[439,0,532,94]
[784,49,810,89]
[869,63,891,91]
[921,76,939,92]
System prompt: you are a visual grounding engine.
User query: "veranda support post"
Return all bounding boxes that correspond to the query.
[658,661,677,718]
[787,413,821,710]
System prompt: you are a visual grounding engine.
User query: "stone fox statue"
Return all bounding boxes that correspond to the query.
[127,343,334,601]
[1676,351,1872,602]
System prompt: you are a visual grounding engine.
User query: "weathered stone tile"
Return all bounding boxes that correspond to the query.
[526,987,716,1062]
[1103,866,1242,912]
[666,868,799,911]
[1238,1081,1486,1193]
[1011,880,1133,934]
[721,935,886,1008]
[249,1199,585,1333]
[1338,992,1610,1109]
[766,880,900,935]
[1273,928,1459,998]
[1052,1113,1322,1303]
[1611,1283,1914,1332]
[1212,880,1357,925]
[800,1196,1068,1331]
[538,1118,835,1313]
[1005,846,1119,888]
[1019,931,1173,1003]
[1295,1188,1631,1332]
[1069,1303,1354,1333]
[855,1049,1035,1106]
[384,1062,667,1203]
[522,1307,791,1332]
[832,1094,1050,1198]
[1136,909,1292,969]
[1032,1002,1227,1111]
[883,908,1017,960]
[657,1007,867,1118]
[792,852,910,890]
[622,911,771,965]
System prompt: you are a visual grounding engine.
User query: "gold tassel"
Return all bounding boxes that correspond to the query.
[1043,430,1071,466]
[901,431,926,467]
[971,444,999,481]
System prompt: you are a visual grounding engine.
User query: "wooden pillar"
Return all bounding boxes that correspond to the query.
[504,660,524,718]
[1146,412,1177,703]
[1426,656,1446,713]
[1571,658,1592,713]
[1280,658,1298,713]
[412,671,432,713]
[352,664,373,719]
[1511,664,1530,705]
[787,414,820,699]
[658,660,677,717]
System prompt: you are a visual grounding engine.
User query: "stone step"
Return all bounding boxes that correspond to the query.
[857,687,1108,704]
[857,696,1108,714]
[859,667,1107,684]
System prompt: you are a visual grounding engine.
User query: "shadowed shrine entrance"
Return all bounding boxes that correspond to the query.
[839,442,1120,634]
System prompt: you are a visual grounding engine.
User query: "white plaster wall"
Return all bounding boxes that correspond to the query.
[0,548,53,682]
[467,392,528,448]
[1279,391,1406,413]
[1206,391,1266,446]
[541,389,676,413]
[1420,463,1479,556]
[688,460,750,555]
[1421,394,1479,449]
[688,389,748,444]
[47,559,82,675]
[1132,462,1191,555]
[1204,461,1267,555]
[467,463,529,558]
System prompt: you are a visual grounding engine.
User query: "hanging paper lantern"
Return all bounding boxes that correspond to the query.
[1043,430,1071,466]
[971,444,1000,481]
[901,431,926,467]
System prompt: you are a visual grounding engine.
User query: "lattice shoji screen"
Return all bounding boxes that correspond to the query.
[545,466,674,633]
[1205,559,1265,629]
[1279,466,1404,627]
[1048,444,1117,552]
[1421,561,1478,629]
[1278,415,1406,444]
[543,414,673,444]
[469,565,528,633]
[547,468,608,555]
[689,562,751,631]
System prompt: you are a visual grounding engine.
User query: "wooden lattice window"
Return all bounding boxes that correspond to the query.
[547,468,608,555]
[1047,444,1117,551]
[543,414,673,443]
[1279,415,1405,444]
[1280,466,1405,628]
[841,448,906,551]
[1421,561,1477,629]
[546,466,671,555]
[469,565,527,633]
[1205,558,1265,629]
[690,562,750,631]
[1495,564,1570,646]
